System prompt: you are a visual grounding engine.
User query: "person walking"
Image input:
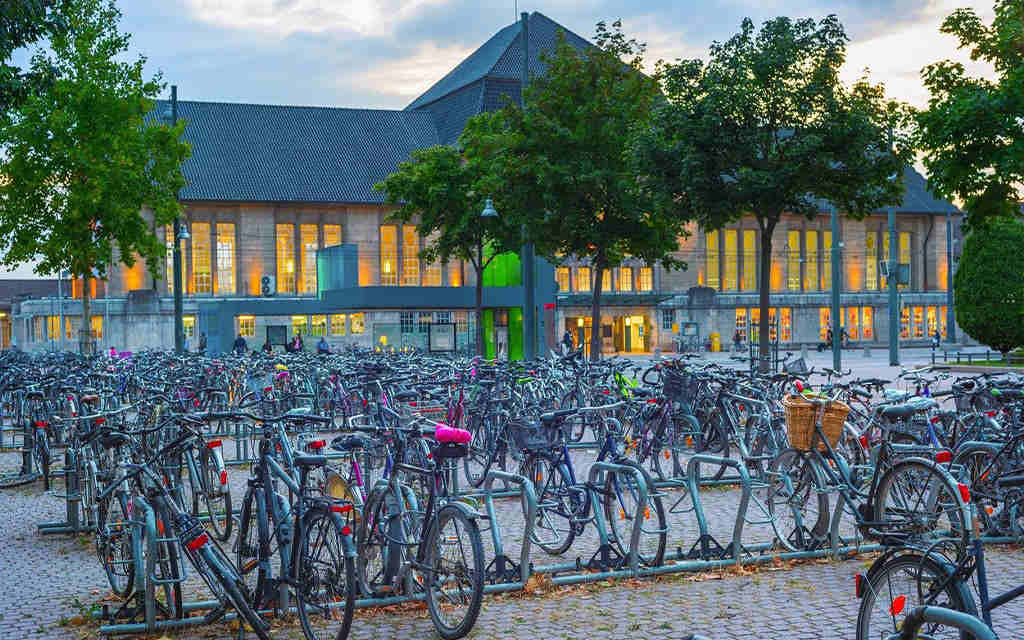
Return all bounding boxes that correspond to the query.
[562,329,574,354]
[233,334,247,355]
[198,332,207,355]
[317,336,330,355]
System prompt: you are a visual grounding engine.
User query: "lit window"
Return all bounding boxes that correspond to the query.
[900,306,910,338]
[448,262,462,287]
[216,223,235,295]
[182,315,194,338]
[423,260,442,286]
[418,312,432,334]
[300,224,319,295]
[899,232,911,290]
[65,315,80,341]
[913,306,924,338]
[191,222,212,294]
[402,225,419,286]
[940,306,948,338]
[787,230,800,291]
[602,269,611,292]
[742,230,756,291]
[705,230,719,289]
[735,308,747,341]
[723,230,737,291]
[819,307,830,341]
[311,314,327,337]
[638,267,653,292]
[862,306,874,340]
[822,232,832,291]
[661,308,674,330]
[276,224,296,294]
[617,267,632,292]
[46,316,60,340]
[330,314,347,336]
[576,267,591,292]
[380,226,397,286]
[865,233,878,291]
[350,313,365,334]
[846,307,860,340]
[556,267,570,292]
[291,315,308,335]
[780,308,792,342]
[165,225,174,293]
[805,230,818,291]
[324,224,342,248]
[237,315,255,337]
[749,307,760,336]
[32,316,42,341]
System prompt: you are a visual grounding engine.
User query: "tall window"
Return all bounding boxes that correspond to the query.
[65,315,80,340]
[331,314,347,336]
[661,309,674,330]
[576,267,591,292]
[735,308,747,341]
[299,224,318,295]
[601,269,611,292]
[216,223,235,294]
[191,222,212,294]
[423,261,442,286]
[380,226,397,286]
[787,230,801,291]
[181,315,194,338]
[780,308,792,342]
[165,225,174,293]
[637,267,653,292]
[617,267,632,292]
[819,307,831,341]
[900,306,910,338]
[846,307,860,340]
[237,315,255,337]
[822,232,832,291]
[400,312,415,333]
[324,225,342,247]
[46,316,60,340]
[448,262,462,287]
[556,267,570,292]
[350,313,365,334]
[291,315,308,336]
[865,233,878,291]
[401,225,419,286]
[899,232,911,289]
[862,306,874,340]
[705,230,719,289]
[276,224,296,294]
[91,316,103,340]
[805,230,818,291]
[311,315,327,337]
[723,230,738,291]
[741,230,756,291]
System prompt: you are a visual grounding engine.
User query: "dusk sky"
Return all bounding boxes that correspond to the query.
[1,0,995,278]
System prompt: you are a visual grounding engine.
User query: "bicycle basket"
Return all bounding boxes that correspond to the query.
[783,357,809,376]
[782,394,848,451]
[508,420,557,452]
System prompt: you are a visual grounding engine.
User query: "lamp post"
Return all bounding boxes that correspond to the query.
[519,11,536,361]
[478,199,498,357]
[945,209,956,343]
[830,210,841,372]
[170,86,185,354]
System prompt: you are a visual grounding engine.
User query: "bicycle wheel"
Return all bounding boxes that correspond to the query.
[694,410,731,481]
[856,552,973,640]
[520,454,577,555]
[423,505,484,640]
[463,414,496,488]
[871,458,968,553]
[952,444,1002,535]
[296,508,356,640]
[561,390,586,442]
[235,488,266,602]
[603,461,666,566]
[186,536,272,640]
[199,447,233,541]
[765,449,830,550]
[356,486,404,597]
[95,492,135,597]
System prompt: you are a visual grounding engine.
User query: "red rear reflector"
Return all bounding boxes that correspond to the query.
[854,573,864,598]
[930,416,942,424]
[34,420,47,428]
[409,401,417,407]
[264,386,273,393]
[157,520,165,535]
[859,435,869,450]
[795,381,804,392]
[935,450,952,463]
[958,483,971,503]
[95,418,106,425]
[341,525,352,536]
[219,471,228,485]
[889,594,906,616]
[309,440,326,450]
[206,439,222,449]
[330,504,353,514]
[602,389,610,395]
[647,398,658,404]
[186,533,209,551]
[985,410,996,417]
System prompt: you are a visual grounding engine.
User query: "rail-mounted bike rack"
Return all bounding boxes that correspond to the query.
[38,446,95,535]
[482,470,536,586]
[679,454,751,565]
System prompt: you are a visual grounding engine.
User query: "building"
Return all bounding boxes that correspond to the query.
[0,278,61,349]
[10,12,962,356]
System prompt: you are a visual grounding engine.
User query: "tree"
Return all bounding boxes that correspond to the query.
[635,15,913,369]
[476,21,684,361]
[1,0,68,116]
[953,217,1024,355]
[916,0,1023,223]
[375,139,520,356]
[0,0,189,352]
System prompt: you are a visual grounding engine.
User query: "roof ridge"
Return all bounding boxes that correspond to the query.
[154,99,423,116]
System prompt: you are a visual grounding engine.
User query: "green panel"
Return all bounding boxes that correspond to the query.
[483,309,496,359]
[482,246,522,287]
[508,307,523,361]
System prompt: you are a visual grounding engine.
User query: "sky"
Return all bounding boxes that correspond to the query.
[0,0,996,278]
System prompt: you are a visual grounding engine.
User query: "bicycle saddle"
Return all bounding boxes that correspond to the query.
[294,455,327,468]
[331,434,372,452]
[880,403,923,421]
[540,409,577,425]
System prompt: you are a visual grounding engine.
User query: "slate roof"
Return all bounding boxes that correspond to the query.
[157,101,441,204]
[815,166,960,215]
[0,279,60,307]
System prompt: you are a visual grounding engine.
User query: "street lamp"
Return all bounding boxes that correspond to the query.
[481,199,498,218]
[475,199,499,357]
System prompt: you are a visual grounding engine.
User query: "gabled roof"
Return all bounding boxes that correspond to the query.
[406,12,594,142]
[159,100,441,204]
[0,279,59,305]
[815,166,960,215]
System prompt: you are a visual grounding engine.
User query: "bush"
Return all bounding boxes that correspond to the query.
[954,217,1024,354]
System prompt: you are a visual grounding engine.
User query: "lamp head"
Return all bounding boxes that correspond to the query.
[480,198,498,218]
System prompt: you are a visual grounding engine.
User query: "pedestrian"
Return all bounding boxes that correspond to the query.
[198,332,207,355]
[317,336,330,355]
[233,334,247,355]
[562,329,574,354]
[931,330,941,350]
[733,329,742,352]
[262,338,273,354]
[290,332,303,353]
[826,326,833,349]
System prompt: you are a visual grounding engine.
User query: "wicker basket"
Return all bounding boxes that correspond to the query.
[782,394,850,451]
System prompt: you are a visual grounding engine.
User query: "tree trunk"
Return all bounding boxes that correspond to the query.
[589,263,605,362]
[81,276,92,355]
[758,220,777,373]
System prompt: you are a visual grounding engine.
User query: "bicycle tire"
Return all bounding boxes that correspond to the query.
[520,454,577,555]
[856,552,973,640]
[423,505,485,640]
[95,491,135,597]
[190,539,272,640]
[199,447,233,541]
[603,460,666,566]
[870,458,968,553]
[296,508,356,640]
[235,487,265,602]
[765,449,830,550]
[356,486,404,597]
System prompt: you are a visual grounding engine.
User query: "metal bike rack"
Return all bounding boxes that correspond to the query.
[482,470,537,586]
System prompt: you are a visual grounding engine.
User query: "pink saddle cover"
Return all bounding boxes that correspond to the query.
[435,425,471,444]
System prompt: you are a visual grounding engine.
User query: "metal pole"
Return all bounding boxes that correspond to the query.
[520,12,536,361]
[57,273,63,350]
[887,204,899,365]
[830,210,841,371]
[172,86,184,354]
[945,210,956,343]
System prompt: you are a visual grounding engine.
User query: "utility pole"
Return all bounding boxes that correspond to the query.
[520,11,536,360]
[171,86,184,354]
[830,210,841,372]
[887,128,900,366]
[945,209,956,343]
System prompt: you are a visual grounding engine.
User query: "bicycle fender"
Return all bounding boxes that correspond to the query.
[442,500,485,521]
[327,511,358,559]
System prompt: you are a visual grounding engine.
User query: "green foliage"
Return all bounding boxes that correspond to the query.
[953,217,1024,354]
[0,0,190,283]
[916,0,1023,223]
[635,15,913,362]
[1,1,69,116]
